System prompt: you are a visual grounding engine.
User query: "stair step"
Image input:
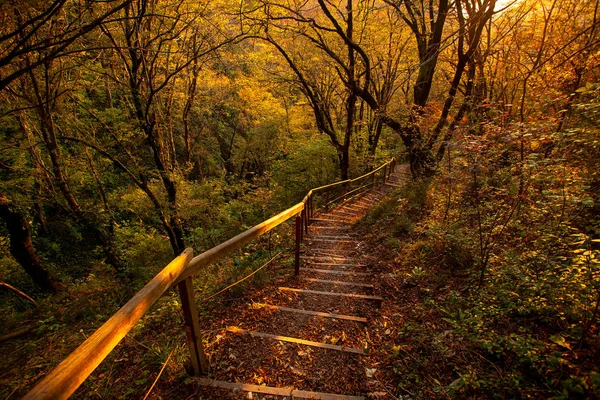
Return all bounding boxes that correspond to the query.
[301,255,357,262]
[306,238,359,243]
[302,278,374,289]
[300,268,371,276]
[305,251,354,257]
[279,287,383,304]
[328,211,357,217]
[195,378,365,399]
[305,262,367,268]
[225,327,365,354]
[305,235,353,240]
[253,303,367,323]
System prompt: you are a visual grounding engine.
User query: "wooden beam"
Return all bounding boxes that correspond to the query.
[305,251,353,257]
[311,218,352,223]
[253,303,367,323]
[300,268,371,277]
[177,277,208,375]
[225,327,365,354]
[307,226,347,230]
[279,287,383,304]
[306,238,359,243]
[194,378,365,399]
[295,214,301,276]
[302,278,374,289]
[305,235,353,240]
[195,378,292,396]
[304,262,367,267]
[328,211,357,217]
[302,252,353,258]
[293,389,364,400]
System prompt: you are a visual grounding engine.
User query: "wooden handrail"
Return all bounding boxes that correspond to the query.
[23,249,194,400]
[175,202,304,284]
[23,158,396,399]
[310,158,394,194]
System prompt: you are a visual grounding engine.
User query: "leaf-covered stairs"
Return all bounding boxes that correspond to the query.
[195,165,409,399]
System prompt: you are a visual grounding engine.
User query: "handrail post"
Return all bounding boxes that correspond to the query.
[300,209,305,241]
[295,214,301,276]
[382,165,387,184]
[304,207,308,235]
[178,277,208,375]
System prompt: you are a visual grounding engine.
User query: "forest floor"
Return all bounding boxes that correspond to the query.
[2,164,453,400]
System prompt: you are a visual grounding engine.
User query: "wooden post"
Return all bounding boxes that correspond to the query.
[371,170,376,186]
[300,210,304,240]
[382,165,387,184]
[310,196,314,221]
[295,215,301,276]
[304,208,308,235]
[177,277,208,375]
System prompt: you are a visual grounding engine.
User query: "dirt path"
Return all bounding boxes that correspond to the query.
[194,166,409,399]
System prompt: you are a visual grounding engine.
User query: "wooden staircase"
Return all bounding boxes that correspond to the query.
[195,166,408,399]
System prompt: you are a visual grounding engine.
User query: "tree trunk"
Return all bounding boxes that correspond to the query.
[0,196,59,292]
[339,148,350,181]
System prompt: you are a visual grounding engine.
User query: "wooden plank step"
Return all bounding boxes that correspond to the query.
[304,251,353,257]
[195,378,290,396]
[328,211,357,217]
[303,278,374,289]
[195,378,365,399]
[301,255,356,261]
[356,201,378,211]
[293,389,365,400]
[311,218,352,223]
[305,262,367,267]
[306,238,359,243]
[225,327,365,355]
[340,206,368,212]
[306,247,350,251]
[305,235,353,240]
[279,287,383,304]
[300,268,371,277]
[253,303,368,323]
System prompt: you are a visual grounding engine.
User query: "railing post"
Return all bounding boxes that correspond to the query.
[301,209,304,238]
[177,277,208,375]
[382,165,387,184]
[295,214,301,276]
[304,207,308,235]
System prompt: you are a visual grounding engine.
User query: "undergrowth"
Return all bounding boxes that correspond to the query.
[358,158,600,399]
